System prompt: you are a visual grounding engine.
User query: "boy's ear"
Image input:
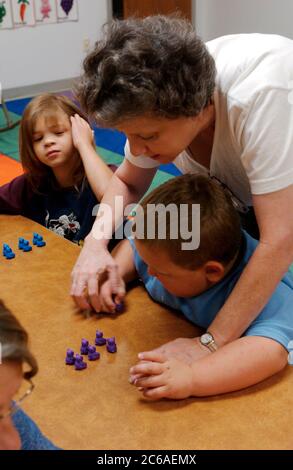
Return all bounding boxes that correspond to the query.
[204,261,225,283]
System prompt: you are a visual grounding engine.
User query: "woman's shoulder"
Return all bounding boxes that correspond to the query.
[208,34,293,104]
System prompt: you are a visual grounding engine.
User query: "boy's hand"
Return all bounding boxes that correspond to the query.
[70,114,95,152]
[137,337,211,366]
[129,352,195,400]
[99,276,126,313]
[71,236,125,311]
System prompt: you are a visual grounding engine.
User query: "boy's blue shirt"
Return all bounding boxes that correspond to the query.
[129,231,293,351]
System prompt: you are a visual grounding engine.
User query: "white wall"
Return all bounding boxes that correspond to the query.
[0,0,110,93]
[194,0,293,41]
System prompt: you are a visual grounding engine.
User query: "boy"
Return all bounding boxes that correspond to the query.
[99,175,292,400]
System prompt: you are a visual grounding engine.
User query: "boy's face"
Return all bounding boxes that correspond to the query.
[135,240,211,297]
[32,111,76,169]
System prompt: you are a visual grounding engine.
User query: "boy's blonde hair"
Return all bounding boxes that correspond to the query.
[135,174,242,270]
[20,93,89,192]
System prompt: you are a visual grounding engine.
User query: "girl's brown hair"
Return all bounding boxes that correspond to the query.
[19,93,89,192]
[0,300,38,380]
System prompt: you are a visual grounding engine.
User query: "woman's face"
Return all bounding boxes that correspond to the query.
[0,362,22,450]
[116,111,207,164]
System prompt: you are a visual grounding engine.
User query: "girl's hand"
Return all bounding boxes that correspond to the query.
[70,114,95,152]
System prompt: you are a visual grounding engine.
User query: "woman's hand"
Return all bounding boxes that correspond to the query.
[136,337,211,365]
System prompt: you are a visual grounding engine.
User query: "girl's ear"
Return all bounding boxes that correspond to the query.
[204,261,225,283]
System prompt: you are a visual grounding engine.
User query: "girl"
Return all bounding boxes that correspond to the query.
[0,299,59,449]
[0,94,114,244]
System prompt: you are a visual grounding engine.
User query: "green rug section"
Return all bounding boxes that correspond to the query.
[97,145,174,191]
[0,110,21,160]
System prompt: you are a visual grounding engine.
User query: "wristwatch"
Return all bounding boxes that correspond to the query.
[200,332,218,352]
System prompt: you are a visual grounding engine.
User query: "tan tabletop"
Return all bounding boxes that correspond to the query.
[0,215,292,450]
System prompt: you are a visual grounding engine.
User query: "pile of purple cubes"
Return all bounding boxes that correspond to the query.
[65,330,117,371]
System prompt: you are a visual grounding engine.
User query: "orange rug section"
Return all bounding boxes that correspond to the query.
[0,153,23,185]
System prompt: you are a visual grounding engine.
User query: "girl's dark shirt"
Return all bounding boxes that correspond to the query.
[0,170,116,244]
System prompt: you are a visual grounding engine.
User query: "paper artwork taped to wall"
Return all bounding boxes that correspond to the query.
[0,0,13,29]
[56,0,78,23]
[0,0,79,29]
[11,0,36,27]
[35,0,57,24]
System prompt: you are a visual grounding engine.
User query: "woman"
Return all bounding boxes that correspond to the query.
[70,15,293,361]
[0,300,59,450]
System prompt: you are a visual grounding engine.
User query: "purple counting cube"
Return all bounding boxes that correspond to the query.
[106,337,117,353]
[65,348,75,365]
[88,345,100,361]
[115,302,124,313]
[95,330,106,346]
[74,354,87,370]
[80,338,89,355]
[75,361,87,370]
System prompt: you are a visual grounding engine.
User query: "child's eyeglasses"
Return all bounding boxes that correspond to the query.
[210,176,249,214]
[0,379,35,420]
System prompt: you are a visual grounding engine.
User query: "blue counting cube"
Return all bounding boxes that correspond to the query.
[3,244,15,259]
[3,243,12,255]
[33,233,45,247]
[23,245,32,252]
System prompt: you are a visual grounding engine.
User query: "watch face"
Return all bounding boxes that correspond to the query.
[201,333,213,345]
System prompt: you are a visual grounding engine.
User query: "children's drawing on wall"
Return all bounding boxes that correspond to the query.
[0,0,13,29]
[35,0,57,25]
[0,0,79,29]
[56,0,78,23]
[11,0,36,27]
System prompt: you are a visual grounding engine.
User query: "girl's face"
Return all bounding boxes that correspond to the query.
[32,110,76,169]
[0,362,22,450]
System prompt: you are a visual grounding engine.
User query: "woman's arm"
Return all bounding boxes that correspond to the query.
[70,155,156,312]
[112,239,138,284]
[209,89,293,346]
[209,185,293,346]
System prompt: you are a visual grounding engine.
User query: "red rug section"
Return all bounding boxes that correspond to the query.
[0,153,23,185]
